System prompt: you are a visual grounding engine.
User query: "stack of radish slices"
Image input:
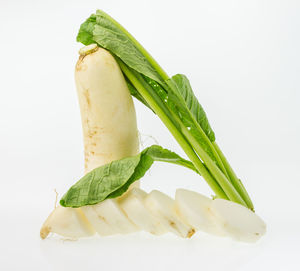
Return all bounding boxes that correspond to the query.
[41,188,266,243]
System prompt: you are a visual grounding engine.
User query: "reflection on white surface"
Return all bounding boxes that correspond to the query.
[40,231,263,271]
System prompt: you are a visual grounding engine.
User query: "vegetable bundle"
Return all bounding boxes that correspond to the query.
[61,10,253,210]
[40,10,266,243]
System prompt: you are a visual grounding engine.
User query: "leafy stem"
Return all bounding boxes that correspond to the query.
[212,142,254,210]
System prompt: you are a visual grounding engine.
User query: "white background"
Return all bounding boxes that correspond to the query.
[0,0,299,270]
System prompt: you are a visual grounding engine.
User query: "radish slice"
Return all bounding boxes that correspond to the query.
[119,188,167,235]
[175,189,225,236]
[81,205,116,236]
[211,199,266,242]
[92,199,139,234]
[144,190,195,238]
[40,206,95,239]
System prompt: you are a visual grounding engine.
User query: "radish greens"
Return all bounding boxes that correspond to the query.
[61,145,196,207]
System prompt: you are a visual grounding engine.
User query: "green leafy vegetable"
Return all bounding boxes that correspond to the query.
[72,10,254,210]
[60,145,196,208]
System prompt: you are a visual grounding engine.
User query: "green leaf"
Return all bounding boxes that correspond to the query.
[164,74,218,164]
[145,145,198,173]
[77,10,164,85]
[60,145,196,208]
[169,74,215,142]
[77,14,154,112]
[107,153,153,199]
[77,14,97,45]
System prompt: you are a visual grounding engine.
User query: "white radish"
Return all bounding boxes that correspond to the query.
[144,190,195,238]
[119,188,167,235]
[40,44,140,239]
[175,189,225,236]
[92,199,139,234]
[211,199,266,242]
[40,206,95,239]
[75,44,139,173]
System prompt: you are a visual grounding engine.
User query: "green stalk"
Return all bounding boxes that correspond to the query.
[212,142,254,210]
[165,80,230,179]
[117,59,228,200]
[181,127,247,207]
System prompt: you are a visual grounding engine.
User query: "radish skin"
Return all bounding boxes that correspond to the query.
[75,44,139,173]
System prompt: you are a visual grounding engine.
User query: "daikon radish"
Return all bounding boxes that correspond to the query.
[40,44,139,239]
